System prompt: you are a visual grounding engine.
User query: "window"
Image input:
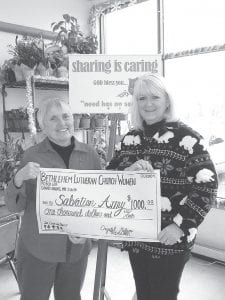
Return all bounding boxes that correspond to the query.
[103,0,157,54]
[164,0,225,53]
[102,0,225,208]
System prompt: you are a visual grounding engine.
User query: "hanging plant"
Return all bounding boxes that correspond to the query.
[8,36,43,69]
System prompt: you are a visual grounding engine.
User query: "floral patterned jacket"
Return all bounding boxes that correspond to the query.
[107,121,218,255]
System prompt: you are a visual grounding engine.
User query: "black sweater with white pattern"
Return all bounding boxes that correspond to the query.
[107,120,218,255]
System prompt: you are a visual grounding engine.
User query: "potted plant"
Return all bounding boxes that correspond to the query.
[0,59,17,84]
[80,114,91,129]
[5,107,29,134]
[45,44,68,78]
[0,136,24,191]
[93,114,106,128]
[8,36,43,79]
[73,113,81,129]
[35,42,53,77]
[51,14,98,54]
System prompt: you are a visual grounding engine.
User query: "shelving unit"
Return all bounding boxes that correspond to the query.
[1,77,70,142]
[1,76,110,166]
[2,78,69,90]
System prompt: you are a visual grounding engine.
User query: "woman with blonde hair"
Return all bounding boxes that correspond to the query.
[108,74,218,300]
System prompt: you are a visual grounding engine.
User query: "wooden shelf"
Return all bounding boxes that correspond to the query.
[4,77,69,91]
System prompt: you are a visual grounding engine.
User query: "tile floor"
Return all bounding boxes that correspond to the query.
[0,244,225,300]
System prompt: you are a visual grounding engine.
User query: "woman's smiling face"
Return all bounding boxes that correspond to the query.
[43,102,74,146]
[136,81,169,125]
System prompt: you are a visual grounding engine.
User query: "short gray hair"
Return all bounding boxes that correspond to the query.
[130,74,176,130]
[37,98,71,129]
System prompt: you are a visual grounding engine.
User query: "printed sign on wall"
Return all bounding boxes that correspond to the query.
[69,54,162,114]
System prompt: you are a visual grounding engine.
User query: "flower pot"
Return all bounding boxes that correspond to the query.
[35,63,46,76]
[46,67,54,77]
[13,64,24,81]
[36,63,53,77]
[20,119,29,131]
[73,114,81,129]
[56,66,68,78]
[80,117,91,129]
[95,118,105,128]
[21,63,36,79]
[5,111,15,131]
[90,116,96,129]
[5,68,16,83]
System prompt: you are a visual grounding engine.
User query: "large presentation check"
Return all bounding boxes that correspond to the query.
[36,168,161,242]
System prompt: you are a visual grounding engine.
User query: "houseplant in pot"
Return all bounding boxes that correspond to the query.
[0,59,17,84]
[73,114,81,129]
[45,44,68,78]
[0,136,24,192]
[80,114,91,129]
[8,36,43,80]
[35,43,53,77]
[51,14,98,54]
[93,114,106,128]
[5,107,29,134]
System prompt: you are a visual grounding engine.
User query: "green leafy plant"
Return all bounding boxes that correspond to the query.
[0,136,24,190]
[51,14,98,54]
[8,36,43,68]
[0,59,17,84]
[48,47,65,69]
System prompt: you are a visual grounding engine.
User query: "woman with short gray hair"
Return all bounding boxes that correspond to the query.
[5,98,101,300]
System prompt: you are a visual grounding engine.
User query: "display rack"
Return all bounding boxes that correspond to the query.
[1,77,110,147]
[1,77,70,142]
[2,78,69,90]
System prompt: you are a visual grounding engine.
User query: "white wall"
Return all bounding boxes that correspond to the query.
[0,0,92,141]
[0,0,90,33]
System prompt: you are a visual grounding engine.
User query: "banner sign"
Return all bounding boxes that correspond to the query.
[36,168,161,242]
[69,54,162,114]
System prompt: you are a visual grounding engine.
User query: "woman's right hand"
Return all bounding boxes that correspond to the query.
[124,159,154,172]
[14,162,40,188]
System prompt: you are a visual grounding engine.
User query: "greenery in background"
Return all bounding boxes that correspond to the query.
[45,45,66,69]
[51,14,98,54]
[0,59,17,84]
[8,36,43,69]
[0,136,24,190]
[0,14,99,82]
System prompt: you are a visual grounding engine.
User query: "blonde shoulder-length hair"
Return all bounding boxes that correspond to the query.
[130,73,177,130]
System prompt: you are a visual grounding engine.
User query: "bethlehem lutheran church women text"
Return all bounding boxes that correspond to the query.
[40,172,137,186]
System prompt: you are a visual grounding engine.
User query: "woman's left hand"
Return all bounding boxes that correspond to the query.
[124,159,154,171]
[158,223,184,245]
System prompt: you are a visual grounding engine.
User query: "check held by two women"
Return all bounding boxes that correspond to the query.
[37,168,161,242]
